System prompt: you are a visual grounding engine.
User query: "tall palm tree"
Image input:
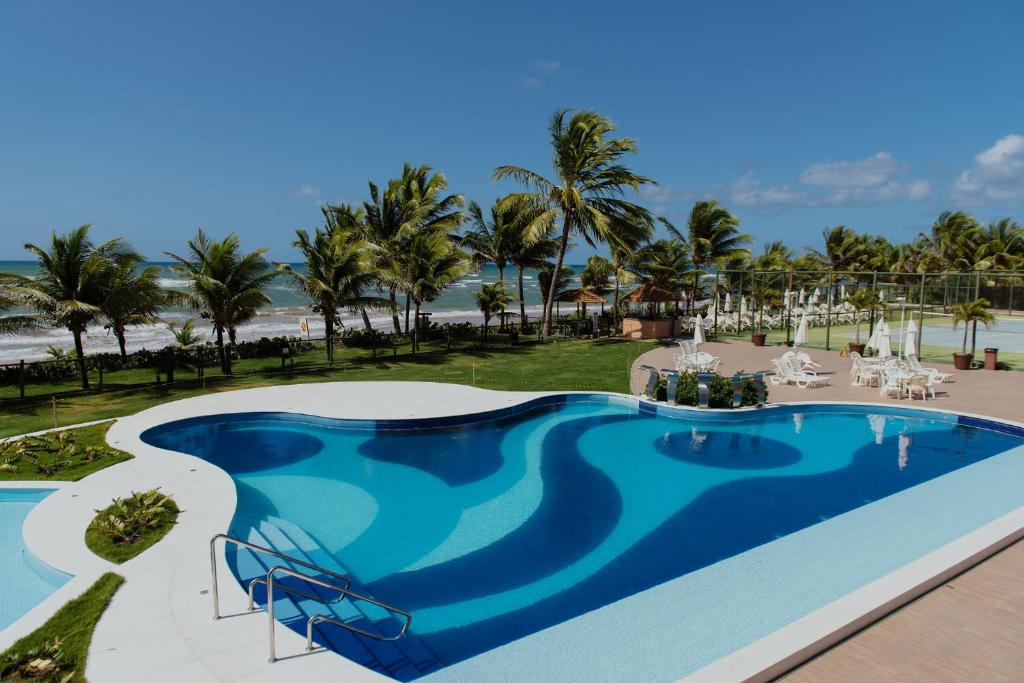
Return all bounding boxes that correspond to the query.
[605,215,653,328]
[321,203,378,330]
[921,211,983,271]
[752,241,794,271]
[461,201,519,282]
[538,264,575,315]
[495,109,655,335]
[277,225,387,362]
[363,164,465,333]
[165,230,277,374]
[976,218,1023,271]
[380,231,471,348]
[814,225,863,272]
[475,282,514,336]
[14,225,129,389]
[628,239,691,290]
[661,200,751,313]
[100,254,173,360]
[506,214,559,328]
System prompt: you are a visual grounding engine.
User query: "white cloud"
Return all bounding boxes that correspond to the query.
[519,60,563,89]
[953,134,1024,204]
[640,185,695,204]
[291,185,321,198]
[800,152,906,188]
[519,76,544,89]
[533,60,561,74]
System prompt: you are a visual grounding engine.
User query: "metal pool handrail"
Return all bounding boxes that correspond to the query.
[265,565,412,662]
[209,533,351,620]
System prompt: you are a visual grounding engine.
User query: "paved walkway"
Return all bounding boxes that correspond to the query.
[632,340,1024,681]
[630,339,1021,422]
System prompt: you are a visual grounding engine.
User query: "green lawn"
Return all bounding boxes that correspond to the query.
[86,492,180,564]
[0,338,655,438]
[0,422,133,480]
[0,573,123,683]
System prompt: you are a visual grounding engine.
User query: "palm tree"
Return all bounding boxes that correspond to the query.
[605,215,653,328]
[846,288,881,343]
[538,264,575,315]
[815,225,863,272]
[363,164,465,333]
[100,254,172,360]
[322,203,378,330]
[166,318,203,347]
[461,201,518,282]
[752,241,794,271]
[0,275,40,335]
[951,298,995,357]
[495,109,655,335]
[661,200,752,313]
[277,224,387,362]
[506,216,559,329]
[921,211,983,271]
[474,282,514,336]
[628,239,690,290]
[976,218,1023,271]
[380,231,471,349]
[165,230,277,374]
[14,225,129,389]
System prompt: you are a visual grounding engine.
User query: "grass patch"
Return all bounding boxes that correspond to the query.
[0,422,132,481]
[0,572,123,683]
[0,338,656,437]
[85,489,180,564]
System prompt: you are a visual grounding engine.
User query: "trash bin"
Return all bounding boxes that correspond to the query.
[984,347,998,370]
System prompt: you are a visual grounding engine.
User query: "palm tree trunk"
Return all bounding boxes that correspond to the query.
[691,269,700,316]
[414,301,421,351]
[404,294,411,334]
[543,224,572,336]
[360,307,372,331]
[390,289,401,334]
[613,269,621,330]
[216,325,228,374]
[517,267,527,329]
[498,264,505,283]
[115,326,128,361]
[324,316,334,363]
[72,327,89,390]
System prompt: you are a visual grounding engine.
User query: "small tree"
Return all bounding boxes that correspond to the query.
[846,288,882,343]
[475,282,514,337]
[951,298,995,356]
[750,286,782,332]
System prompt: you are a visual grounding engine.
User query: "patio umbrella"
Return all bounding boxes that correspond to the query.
[840,284,847,299]
[799,288,806,306]
[867,414,887,445]
[794,313,809,347]
[692,315,706,345]
[898,433,911,470]
[879,288,886,302]
[724,292,733,313]
[904,319,919,358]
[739,296,748,318]
[877,321,893,358]
[812,287,821,302]
[866,318,884,351]
[782,290,790,309]
[793,412,804,434]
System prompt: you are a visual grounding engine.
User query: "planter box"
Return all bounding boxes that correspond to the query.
[952,352,973,370]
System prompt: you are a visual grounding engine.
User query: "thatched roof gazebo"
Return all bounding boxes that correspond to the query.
[554,287,606,316]
[621,283,683,339]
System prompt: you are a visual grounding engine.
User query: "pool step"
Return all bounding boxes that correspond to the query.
[230,517,443,680]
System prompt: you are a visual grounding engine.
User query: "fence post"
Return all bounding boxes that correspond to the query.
[167,348,176,383]
[785,270,794,346]
[918,272,926,356]
[825,271,834,351]
[18,359,25,399]
[97,357,103,388]
[447,325,452,350]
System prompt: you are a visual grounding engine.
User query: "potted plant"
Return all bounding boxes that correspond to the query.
[951,298,995,370]
[846,288,881,356]
[749,286,781,346]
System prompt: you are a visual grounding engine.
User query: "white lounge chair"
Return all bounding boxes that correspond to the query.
[770,355,830,389]
[907,354,953,383]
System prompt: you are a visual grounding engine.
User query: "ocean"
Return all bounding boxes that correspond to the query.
[0,261,590,362]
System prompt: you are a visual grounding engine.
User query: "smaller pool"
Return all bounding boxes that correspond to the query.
[0,489,72,631]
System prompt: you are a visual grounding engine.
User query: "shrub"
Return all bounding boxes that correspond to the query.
[2,636,70,681]
[90,489,176,546]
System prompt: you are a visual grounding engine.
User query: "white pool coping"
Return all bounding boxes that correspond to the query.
[1,382,1022,682]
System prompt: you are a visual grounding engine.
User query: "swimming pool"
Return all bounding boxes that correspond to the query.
[0,489,72,631]
[142,396,1024,680]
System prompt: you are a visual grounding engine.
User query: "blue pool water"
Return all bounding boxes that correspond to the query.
[142,398,1024,679]
[0,489,71,631]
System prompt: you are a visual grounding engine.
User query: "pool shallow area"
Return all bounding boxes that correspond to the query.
[0,489,73,632]
[142,397,1024,681]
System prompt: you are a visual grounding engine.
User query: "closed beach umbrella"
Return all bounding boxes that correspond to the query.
[794,313,809,347]
[877,321,893,358]
[799,288,806,306]
[867,414,887,445]
[782,290,790,309]
[739,296,748,318]
[693,315,706,345]
[840,284,847,299]
[812,287,821,302]
[866,318,883,351]
[724,292,733,312]
[904,319,919,358]
[879,288,886,302]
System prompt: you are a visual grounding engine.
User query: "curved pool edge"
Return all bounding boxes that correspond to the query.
[35,381,1024,683]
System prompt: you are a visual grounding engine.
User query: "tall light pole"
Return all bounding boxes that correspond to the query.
[897,295,907,358]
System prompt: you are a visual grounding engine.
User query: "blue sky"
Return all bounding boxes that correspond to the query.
[1,0,1022,262]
